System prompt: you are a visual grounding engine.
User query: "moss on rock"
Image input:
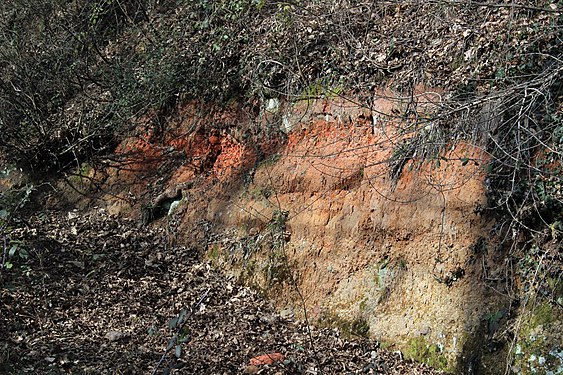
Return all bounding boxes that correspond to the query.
[512,302,563,374]
[403,336,451,372]
[317,312,370,339]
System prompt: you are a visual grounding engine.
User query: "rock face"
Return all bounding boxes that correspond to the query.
[102,93,510,373]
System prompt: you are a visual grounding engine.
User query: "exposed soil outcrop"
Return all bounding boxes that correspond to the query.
[46,91,516,373]
[1,1,561,374]
[3,86,561,374]
[181,95,508,373]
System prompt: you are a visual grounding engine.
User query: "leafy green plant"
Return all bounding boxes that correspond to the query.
[297,78,343,104]
[166,308,191,359]
[152,288,210,375]
[483,310,505,336]
[268,209,289,234]
[1,184,32,270]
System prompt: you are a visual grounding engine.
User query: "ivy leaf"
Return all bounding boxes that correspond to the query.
[175,345,182,358]
[167,336,177,351]
[9,244,18,257]
[177,308,187,325]
[18,248,29,260]
[178,334,190,343]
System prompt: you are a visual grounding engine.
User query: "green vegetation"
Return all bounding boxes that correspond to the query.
[297,78,344,105]
[207,243,221,262]
[403,336,450,372]
[512,302,563,374]
[318,312,370,339]
[530,303,557,327]
[66,163,93,187]
[0,182,33,270]
[265,250,291,286]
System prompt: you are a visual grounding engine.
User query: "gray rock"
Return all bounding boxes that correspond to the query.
[105,331,124,342]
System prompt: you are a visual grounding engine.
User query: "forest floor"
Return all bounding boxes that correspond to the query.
[1,208,445,374]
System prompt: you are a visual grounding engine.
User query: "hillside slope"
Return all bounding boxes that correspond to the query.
[1,1,562,374]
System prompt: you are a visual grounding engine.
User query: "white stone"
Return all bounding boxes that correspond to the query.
[265,98,280,113]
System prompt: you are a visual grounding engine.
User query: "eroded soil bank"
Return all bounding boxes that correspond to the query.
[162,95,509,373]
[11,93,535,373]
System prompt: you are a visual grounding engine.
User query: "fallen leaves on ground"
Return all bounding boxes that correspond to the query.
[1,209,444,374]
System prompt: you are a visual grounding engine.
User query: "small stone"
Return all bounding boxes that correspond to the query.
[105,331,124,342]
[243,365,259,374]
[419,326,431,335]
[280,308,293,319]
[265,98,280,113]
[260,314,276,325]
